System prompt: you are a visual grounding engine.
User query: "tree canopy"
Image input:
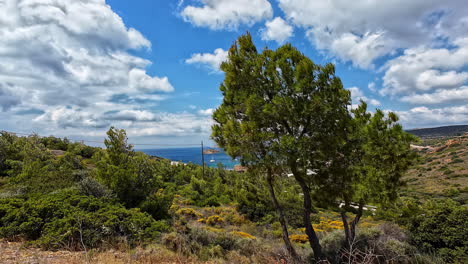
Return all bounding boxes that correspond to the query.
[213,33,418,261]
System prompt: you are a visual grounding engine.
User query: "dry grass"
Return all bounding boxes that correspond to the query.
[0,241,216,264]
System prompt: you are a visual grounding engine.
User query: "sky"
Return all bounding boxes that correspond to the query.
[0,0,467,147]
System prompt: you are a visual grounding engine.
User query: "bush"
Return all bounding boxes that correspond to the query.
[175,207,202,218]
[321,230,345,258]
[77,177,113,198]
[163,227,245,259]
[289,234,309,243]
[408,199,467,263]
[0,190,169,250]
[205,215,224,226]
[231,231,256,240]
[67,143,98,159]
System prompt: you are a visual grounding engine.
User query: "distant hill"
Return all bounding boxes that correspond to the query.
[404,134,468,204]
[406,125,468,138]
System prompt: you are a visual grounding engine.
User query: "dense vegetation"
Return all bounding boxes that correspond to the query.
[0,34,466,263]
[0,128,466,263]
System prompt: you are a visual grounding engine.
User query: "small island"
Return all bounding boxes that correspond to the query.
[203,148,219,154]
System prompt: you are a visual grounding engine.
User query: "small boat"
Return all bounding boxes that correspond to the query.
[210,159,215,163]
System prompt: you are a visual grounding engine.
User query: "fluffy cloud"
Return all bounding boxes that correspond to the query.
[261,17,293,44]
[325,32,393,69]
[348,87,380,106]
[180,0,273,30]
[0,0,214,140]
[396,105,468,128]
[197,108,214,116]
[279,0,468,68]
[29,104,214,138]
[124,112,214,137]
[382,38,468,95]
[33,106,108,129]
[103,110,161,122]
[401,86,468,105]
[129,69,174,92]
[186,48,228,73]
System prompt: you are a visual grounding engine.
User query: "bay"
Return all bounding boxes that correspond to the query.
[139,147,240,169]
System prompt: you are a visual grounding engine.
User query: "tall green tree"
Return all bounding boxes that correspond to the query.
[333,103,418,246]
[212,33,300,262]
[95,127,156,208]
[212,33,351,260]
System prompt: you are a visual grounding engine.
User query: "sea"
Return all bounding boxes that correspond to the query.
[139,147,240,169]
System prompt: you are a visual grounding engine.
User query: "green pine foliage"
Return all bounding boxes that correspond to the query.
[407,199,467,263]
[0,189,169,250]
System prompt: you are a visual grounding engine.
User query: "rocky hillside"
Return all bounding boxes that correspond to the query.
[403,133,468,204]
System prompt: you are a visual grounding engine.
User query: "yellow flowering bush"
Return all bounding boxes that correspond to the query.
[204,226,224,233]
[312,219,344,232]
[289,234,309,243]
[176,207,202,218]
[231,231,256,239]
[205,215,225,226]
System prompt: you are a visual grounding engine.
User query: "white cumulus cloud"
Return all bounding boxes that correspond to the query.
[279,0,468,68]
[401,86,468,105]
[261,17,293,44]
[198,108,214,116]
[186,48,228,73]
[382,38,468,95]
[181,0,273,30]
[0,0,216,141]
[396,105,468,128]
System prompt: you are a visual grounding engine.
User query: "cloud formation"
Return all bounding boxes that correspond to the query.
[186,48,228,73]
[279,0,468,68]
[401,86,468,105]
[0,0,215,140]
[197,108,214,116]
[348,87,380,107]
[181,0,273,30]
[382,38,468,95]
[261,17,293,44]
[396,105,468,128]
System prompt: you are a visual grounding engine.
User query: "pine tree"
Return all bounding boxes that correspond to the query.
[212,33,352,260]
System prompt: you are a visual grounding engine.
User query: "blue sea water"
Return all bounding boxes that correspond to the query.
[139,147,240,169]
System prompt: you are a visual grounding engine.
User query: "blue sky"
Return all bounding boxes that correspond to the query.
[0,0,467,147]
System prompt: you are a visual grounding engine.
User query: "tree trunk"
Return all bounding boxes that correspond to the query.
[340,211,351,246]
[350,203,364,241]
[266,170,301,263]
[290,165,324,260]
[341,202,364,246]
[298,180,324,260]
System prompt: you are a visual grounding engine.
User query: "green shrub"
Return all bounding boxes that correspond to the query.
[408,199,467,263]
[321,230,345,258]
[163,227,244,259]
[139,189,173,220]
[67,143,98,159]
[0,190,169,250]
[77,177,113,198]
[40,136,70,151]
